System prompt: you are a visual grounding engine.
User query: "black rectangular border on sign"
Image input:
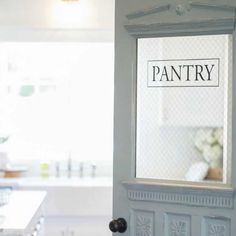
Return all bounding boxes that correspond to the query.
[146,58,220,88]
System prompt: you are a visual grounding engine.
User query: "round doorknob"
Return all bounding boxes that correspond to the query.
[109,218,127,233]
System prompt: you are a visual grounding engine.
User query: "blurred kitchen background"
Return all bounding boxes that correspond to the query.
[0,1,114,236]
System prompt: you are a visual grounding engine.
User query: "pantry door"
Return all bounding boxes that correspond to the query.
[111,0,236,236]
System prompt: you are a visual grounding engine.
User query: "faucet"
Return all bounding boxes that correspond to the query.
[55,161,60,178]
[67,157,72,178]
[91,162,97,178]
[79,162,84,178]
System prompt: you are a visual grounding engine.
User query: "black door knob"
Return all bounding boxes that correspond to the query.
[109,218,127,233]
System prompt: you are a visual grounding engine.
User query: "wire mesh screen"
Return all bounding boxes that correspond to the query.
[136,35,232,184]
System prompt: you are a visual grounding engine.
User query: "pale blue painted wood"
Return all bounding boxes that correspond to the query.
[126,4,170,20]
[124,1,235,37]
[114,0,236,235]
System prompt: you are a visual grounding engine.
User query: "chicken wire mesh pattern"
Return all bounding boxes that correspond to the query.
[135,35,232,183]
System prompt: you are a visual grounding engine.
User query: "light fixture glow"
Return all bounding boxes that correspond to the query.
[50,0,93,28]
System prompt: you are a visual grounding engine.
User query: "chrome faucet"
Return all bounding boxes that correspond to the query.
[79,162,84,178]
[91,162,96,178]
[55,161,60,178]
[67,157,72,178]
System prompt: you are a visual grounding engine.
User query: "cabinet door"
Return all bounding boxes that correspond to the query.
[44,217,67,236]
[113,1,236,236]
[44,216,111,236]
[34,217,45,236]
[68,217,111,236]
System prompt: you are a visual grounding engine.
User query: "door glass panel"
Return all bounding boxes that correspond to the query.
[136,35,232,184]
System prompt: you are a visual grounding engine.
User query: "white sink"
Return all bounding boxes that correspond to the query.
[0,177,112,217]
[0,176,112,188]
[18,176,112,187]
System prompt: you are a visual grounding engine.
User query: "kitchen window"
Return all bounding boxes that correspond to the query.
[0,42,114,171]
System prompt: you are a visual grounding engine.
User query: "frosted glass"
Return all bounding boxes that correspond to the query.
[136,35,232,184]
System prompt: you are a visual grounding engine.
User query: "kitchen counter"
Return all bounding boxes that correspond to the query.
[0,177,112,188]
[0,191,46,235]
[0,178,112,218]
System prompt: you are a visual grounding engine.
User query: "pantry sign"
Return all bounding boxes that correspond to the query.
[147,58,219,87]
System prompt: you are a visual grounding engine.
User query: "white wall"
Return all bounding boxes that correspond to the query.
[0,0,114,41]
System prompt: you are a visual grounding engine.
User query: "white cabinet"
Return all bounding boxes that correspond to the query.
[17,178,112,236]
[44,216,111,236]
[27,217,45,236]
[43,217,65,236]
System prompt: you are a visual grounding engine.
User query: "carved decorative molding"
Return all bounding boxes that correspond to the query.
[127,189,233,208]
[126,1,235,20]
[124,18,235,37]
[190,1,235,11]
[124,1,236,37]
[208,224,226,236]
[202,217,230,236]
[132,210,154,236]
[126,4,170,20]
[136,215,152,236]
[165,213,190,236]
[170,220,187,235]
[123,181,235,209]
[175,4,188,16]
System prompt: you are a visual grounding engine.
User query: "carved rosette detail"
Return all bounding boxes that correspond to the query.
[136,215,152,236]
[175,4,185,15]
[170,220,187,236]
[208,223,226,236]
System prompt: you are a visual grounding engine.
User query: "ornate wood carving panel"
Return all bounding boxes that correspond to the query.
[124,1,236,37]
[131,210,155,236]
[165,213,191,236]
[202,217,230,236]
